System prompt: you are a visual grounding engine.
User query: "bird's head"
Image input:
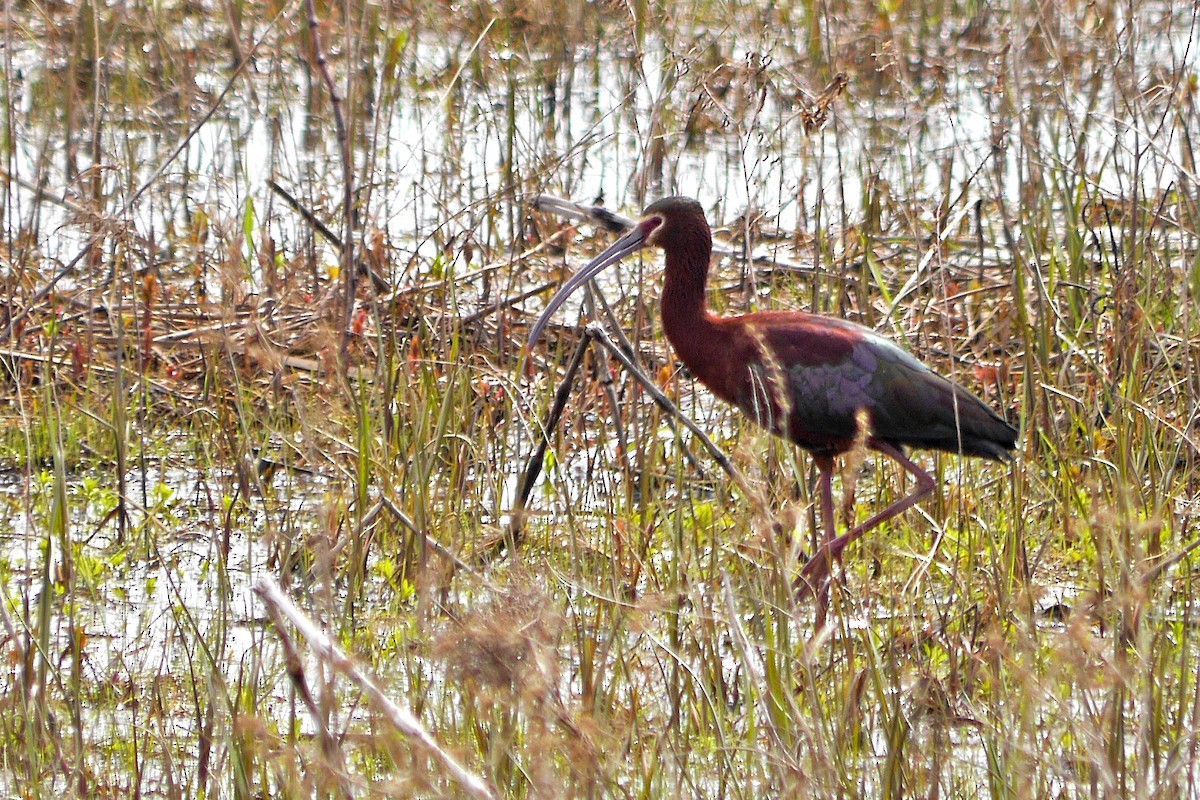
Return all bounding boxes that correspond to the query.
[638,196,710,251]
[526,196,711,349]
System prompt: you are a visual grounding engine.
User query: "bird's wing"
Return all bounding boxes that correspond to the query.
[751,316,1011,454]
[719,314,892,444]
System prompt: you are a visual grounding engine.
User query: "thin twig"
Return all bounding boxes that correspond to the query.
[586,324,750,493]
[458,281,556,326]
[0,166,90,216]
[584,290,706,474]
[267,179,389,293]
[269,178,343,247]
[583,288,631,473]
[378,494,485,579]
[512,322,745,555]
[505,332,593,554]
[302,0,357,358]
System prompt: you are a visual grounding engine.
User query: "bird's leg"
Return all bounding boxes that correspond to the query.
[799,456,838,613]
[817,461,836,622]
[817,455,836,546]
[798,443,937,595]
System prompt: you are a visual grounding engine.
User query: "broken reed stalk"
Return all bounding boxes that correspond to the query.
[507,331,593,552]
[267,179,390,294]
[581,289,631,473]
[253,576,498,800]
[260,598,348,788]
[508,322,749,555]
[531,194,816,274]
[585,323,749,493]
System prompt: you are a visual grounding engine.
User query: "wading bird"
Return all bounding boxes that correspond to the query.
[527,196,1017,593]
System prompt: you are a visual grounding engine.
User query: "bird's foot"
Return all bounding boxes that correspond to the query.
[793,546,841,601]
[792,571,822,600]
[794,551,839,630]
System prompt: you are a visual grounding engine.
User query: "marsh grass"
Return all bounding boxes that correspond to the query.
[0,0,1198,796]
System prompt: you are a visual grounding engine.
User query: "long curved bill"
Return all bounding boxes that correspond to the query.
[526,218,656,349]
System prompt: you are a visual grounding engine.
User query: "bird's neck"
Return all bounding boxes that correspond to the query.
[659,243,717,362]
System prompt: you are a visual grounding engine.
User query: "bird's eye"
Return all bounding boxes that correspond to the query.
[644,216,665,242]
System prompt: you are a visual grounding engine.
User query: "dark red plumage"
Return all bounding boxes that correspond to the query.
[528,196,1018,594]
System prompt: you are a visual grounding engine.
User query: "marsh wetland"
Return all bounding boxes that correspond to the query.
[2,0,1200,796]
